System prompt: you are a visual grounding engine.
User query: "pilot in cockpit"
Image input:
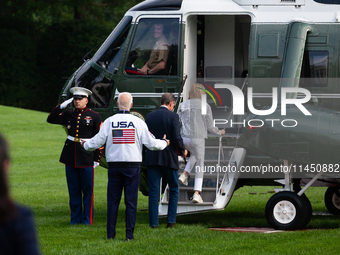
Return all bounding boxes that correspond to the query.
[138,23,169,75]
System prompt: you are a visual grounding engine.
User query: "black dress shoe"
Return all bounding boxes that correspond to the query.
[151,226,159,229]
[166,223,176,228]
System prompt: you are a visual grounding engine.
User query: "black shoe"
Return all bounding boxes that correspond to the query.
[125,238,134,242]
[151,226,159,229]
[166,223,176,228]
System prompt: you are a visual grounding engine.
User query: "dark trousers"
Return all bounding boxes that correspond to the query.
[107,166,140,239]
[147,166,179,227]
[65,165,94,225]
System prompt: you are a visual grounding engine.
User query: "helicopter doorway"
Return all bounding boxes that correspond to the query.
[184,14,251,133]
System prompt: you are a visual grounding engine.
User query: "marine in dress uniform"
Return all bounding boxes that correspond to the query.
[82,92,168,241]
[47,87,103,225]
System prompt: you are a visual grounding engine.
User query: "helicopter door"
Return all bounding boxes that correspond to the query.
[115,15,182,118]
[183,14,251,132]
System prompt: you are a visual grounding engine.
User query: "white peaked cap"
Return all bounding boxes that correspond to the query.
[70,87,92,98]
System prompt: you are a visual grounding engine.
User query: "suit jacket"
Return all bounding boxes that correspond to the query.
[47,105,103,167]
[145,106,186,170]
[0,204,40,255]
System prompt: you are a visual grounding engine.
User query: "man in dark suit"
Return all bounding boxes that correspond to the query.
[145,93,187,228]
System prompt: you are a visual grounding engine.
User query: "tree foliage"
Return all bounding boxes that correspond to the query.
[0,0,142,112]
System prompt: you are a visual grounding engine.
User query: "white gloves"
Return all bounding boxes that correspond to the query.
[94,162,100,168]
[60,98,74,109]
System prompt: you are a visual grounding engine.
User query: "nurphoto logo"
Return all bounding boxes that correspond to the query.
[200,83,312,128]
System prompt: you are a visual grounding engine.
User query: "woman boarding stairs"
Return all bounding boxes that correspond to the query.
[159,137,246,216]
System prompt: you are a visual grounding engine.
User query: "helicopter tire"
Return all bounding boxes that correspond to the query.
[265,191,310,230]
[298,193,312,229]
[324,187,340,214]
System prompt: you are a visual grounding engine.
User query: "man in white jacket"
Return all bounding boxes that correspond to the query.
[81,92,169,241]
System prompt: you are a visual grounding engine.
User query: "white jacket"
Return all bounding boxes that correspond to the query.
[84,112,167,162]
[178,99,221,139]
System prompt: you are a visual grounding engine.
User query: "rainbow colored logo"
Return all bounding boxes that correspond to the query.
[198,84,222,106]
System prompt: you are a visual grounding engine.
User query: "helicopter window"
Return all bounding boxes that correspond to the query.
[70,66,113,109]
[125,18,180,76]
[93,16,132,74]
[300,50,328,88]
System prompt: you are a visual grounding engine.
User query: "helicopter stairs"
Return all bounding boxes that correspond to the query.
[159,138,246,216]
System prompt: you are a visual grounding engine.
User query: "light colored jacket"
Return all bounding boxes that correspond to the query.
[84,112,167,162]
[178,99,221,139]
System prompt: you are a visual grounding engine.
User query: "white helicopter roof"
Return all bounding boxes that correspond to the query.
[126,0,340,23]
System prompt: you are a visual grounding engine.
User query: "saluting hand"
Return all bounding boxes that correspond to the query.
[60,97,74,109]
[163,134,170,146]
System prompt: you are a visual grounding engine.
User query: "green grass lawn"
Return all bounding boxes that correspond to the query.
[1,105,340,254]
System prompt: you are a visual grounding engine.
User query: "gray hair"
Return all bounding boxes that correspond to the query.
[118,92,133,110]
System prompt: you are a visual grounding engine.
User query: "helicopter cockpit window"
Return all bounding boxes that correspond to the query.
[68,65,113,109]
[93,16,132,74]
[125,18,180,76]
[300,50,328,88]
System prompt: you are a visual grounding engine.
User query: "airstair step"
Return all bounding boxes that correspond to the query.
[178,187,217,191]
[158,148,247,217]
[161,201,214,206]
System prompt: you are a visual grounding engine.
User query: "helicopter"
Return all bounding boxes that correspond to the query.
[58,0,340,230]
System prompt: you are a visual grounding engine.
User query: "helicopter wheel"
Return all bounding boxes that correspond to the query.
[265,191,311,230]
[324,187,340,214]
[298,193,312,229]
